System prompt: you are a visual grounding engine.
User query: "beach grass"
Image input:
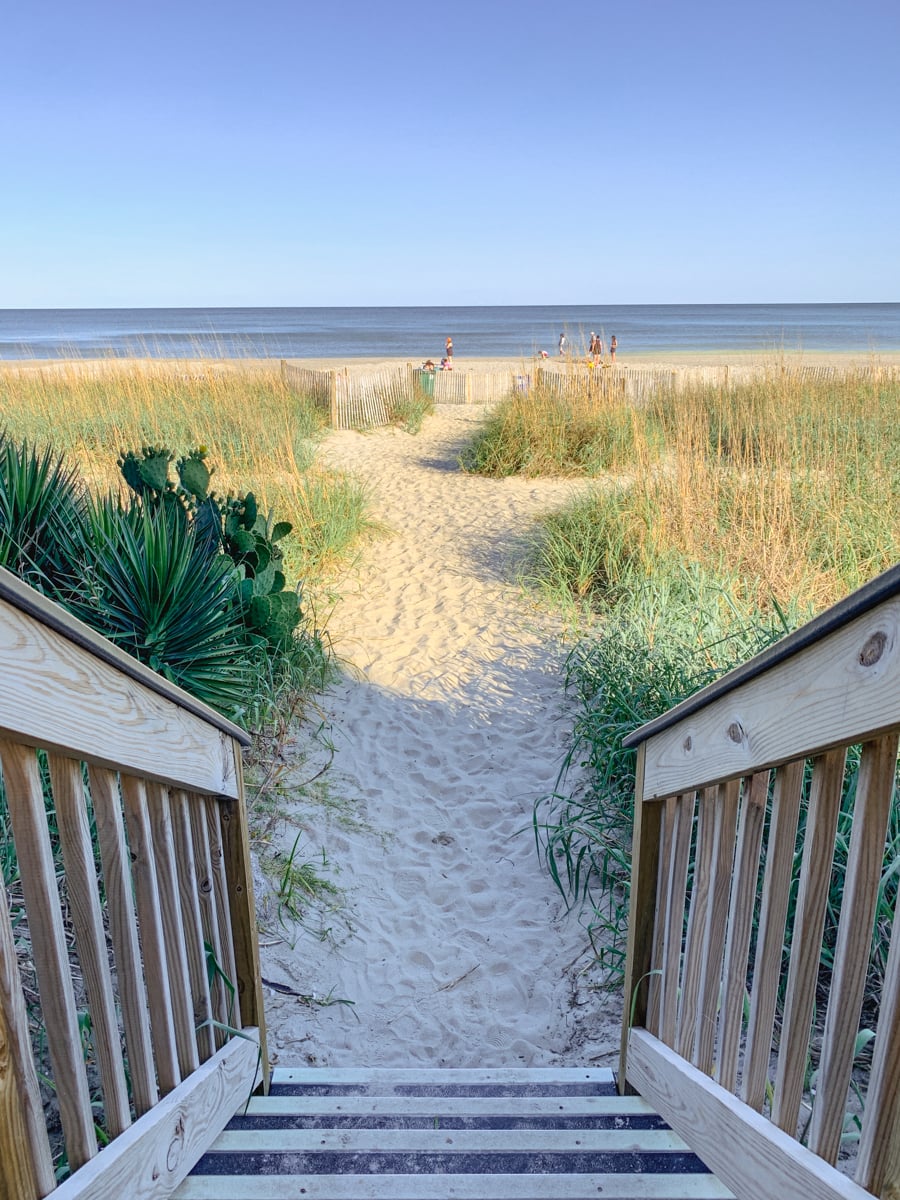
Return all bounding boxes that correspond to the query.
[0,359,375,581]
[509,365,900,998]
[472,366,900,613]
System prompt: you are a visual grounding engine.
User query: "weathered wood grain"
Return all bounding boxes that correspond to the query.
[170,790,216,1062]
[695,779,740,1076]
[0,588,241,797]
[771,750,845,1133]
[88,765,158,1116]
[219,745,269,1090]
[659,792,695,1048]
[639,596,899,800]
[204,799,242,1034]
[627,1029,875,1200]
[145,782,200,1080]
[50,1031,261,1200]
[647,795,677,1036]
[740,759,804,1111]
[49,753,131,1138]
[188,797,229,1044]
[121,773,181,1095]
[808,733,899,1164]
[856,821,900,1197]
[0,739,97,1171]
[716,771,768,1092]
[0,858,56,1199]
[676,788,718,1063]
[618,745,658,1091]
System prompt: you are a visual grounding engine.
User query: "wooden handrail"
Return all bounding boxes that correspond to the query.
[0,574,266,1200]
[620,566,900,1200]
[0,567,250,747]
[623,561,900,752]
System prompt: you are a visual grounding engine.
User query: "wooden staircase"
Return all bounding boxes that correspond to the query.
[174,1067,733,1199]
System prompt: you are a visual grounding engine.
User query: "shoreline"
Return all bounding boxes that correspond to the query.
[3,348,900,375]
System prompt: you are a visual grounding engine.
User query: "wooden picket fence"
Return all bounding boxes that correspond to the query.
[282,358,900,431]
[0,567,266,1200]
[280,361,525,428]
[620,562,900,1200]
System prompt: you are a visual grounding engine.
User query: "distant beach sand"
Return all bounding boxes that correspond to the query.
[4,347,900,378]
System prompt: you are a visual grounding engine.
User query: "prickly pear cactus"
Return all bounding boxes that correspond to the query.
[176,448,212,501]
[116,442,303,651]
[139,446,173,493]
[118,446,174,496]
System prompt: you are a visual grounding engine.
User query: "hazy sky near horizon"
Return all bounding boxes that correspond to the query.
[3,0,898,307]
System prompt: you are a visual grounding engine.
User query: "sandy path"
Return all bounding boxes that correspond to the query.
[259,405,620,1069]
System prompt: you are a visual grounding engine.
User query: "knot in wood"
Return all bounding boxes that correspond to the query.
[199,877,212,895]
[683,735,692,753]
[859,630,887,667]
[167,1117,185,1171]
[727,721,745,744]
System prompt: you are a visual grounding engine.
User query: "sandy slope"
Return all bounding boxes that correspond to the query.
[258,404,621,1069]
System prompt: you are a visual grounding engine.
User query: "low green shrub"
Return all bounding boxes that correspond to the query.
[0,432,84,594]
[64,495,249,713]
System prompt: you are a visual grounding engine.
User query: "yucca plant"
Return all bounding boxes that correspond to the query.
[0,431,84,594]
[65,496,248,715]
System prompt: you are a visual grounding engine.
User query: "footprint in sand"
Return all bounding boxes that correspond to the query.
[262,405,622,1069]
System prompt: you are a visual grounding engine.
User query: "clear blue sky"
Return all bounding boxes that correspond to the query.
[3,0,898,307]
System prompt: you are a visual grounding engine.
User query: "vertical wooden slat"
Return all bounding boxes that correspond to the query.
[808,733,899,1165]
[676,786,717,1062]
[205,798,242,1033]
[646,795,677,1035]
[856,804,900,1196]
[694,778,740,1075]
[170,789,216,1061]
[189,795,229,1042]
[0,739,97,1171]
[120,773,180,1095]
[717,770,769,1091]
[48,754,131,1138]
[618,744,659,1092]
[144,781,199,1079]
[87,765,157,1116]
[741,758,804,1111]
[220,741,269,1089]
[771,749,845,1133]
[0,858,56,1199]
[659,791,696,1048]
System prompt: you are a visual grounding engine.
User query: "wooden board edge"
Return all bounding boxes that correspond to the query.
[626,1028,874,1200]
[0,572,248,745]
[50,1029,261,1200]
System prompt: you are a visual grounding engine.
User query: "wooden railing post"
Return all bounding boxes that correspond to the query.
[0,874,56,1200]
[619,743,660,1092]
[220,740,269,1093]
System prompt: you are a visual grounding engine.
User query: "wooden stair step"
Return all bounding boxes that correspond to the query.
[174,1067,734,1200]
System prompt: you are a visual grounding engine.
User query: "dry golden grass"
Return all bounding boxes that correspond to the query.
[0,358,372,578]
[467,364,900,613]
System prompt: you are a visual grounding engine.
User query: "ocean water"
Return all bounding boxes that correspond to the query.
[0,303,898,361]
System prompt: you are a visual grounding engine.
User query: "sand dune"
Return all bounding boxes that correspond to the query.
[258,404,620,1069]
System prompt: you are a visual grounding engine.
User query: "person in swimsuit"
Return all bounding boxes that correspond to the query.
[610,335,617,361]
[445,336,453,363]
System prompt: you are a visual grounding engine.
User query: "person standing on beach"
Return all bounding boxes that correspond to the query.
[558,332,567,355]
[610,335,617,361]
[445,336,453,364]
